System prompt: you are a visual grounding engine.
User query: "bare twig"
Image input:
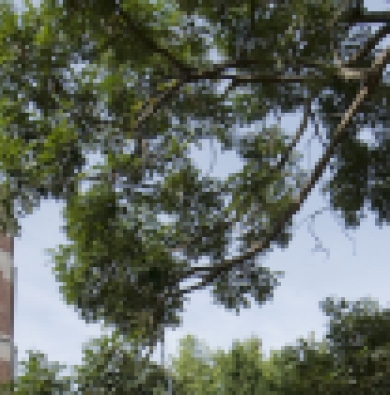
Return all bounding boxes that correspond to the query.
[273,95,313,174]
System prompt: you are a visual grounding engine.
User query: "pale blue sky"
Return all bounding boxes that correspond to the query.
[11,0,390,377]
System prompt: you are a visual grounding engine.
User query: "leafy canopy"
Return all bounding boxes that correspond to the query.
[1,0,390,352]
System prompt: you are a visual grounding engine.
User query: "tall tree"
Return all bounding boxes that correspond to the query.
[211,336,269,394]
[1,0,390,357]
[169,334,221,394]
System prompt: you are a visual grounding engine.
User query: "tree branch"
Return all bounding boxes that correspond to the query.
[130,78,187,136]
[327,0,390,27]
[131,70,318,138]
[210,73,322,84]
[352,10,390,24]
[170,96,313,282]
[180,46,390,295]
[273,95,313,174]
[117,8,194,77]
[346,23,390,68]
[333,50,370,81]
[327,0,356,30]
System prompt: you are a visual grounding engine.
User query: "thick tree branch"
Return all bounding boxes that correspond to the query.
[346,23,390,68]
[180,46,390,295]
[105,3,390,141]
[324,2,390,82]
[168,96,313,281]
[162,94,313,261]
[351,10,390,24]
[333,21,390,82]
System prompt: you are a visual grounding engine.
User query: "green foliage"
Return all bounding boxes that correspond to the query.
[214,337,268,394]
[319,297,390,392]
[170,297,390,394]
[73,330,169,394]
[0,350,74,394]
[1,0,390,367]
[6,296,390,393]
[169,334,221,394]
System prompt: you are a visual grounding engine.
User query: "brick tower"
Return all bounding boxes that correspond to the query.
[0,231,15,385]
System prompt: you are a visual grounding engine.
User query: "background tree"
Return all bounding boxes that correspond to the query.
[212,336,268,394]
[3,296,390,393]
[1,0,390,371]
[264,297,390,394]
[72,330,171,394]
[168,334,221,394]
[169,296,390,394]
[0,350,74,394]
[318,296,390,393]
[0,330,176,394]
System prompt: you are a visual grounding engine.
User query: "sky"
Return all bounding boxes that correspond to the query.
[10,0,390,379]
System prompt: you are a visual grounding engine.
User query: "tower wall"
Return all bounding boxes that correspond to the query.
[0,234,14,385]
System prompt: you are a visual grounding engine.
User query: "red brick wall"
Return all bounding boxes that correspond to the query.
[0,360,11,384]
[0,233,14,386]
[0,273,11,339]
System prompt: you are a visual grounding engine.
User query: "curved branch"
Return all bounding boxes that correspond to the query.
[168,96,313,281]
[180,46,390,295]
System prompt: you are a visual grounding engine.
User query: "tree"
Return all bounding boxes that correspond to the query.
[0,350,74,394]
[263,297,390,395]
[1,331,175,394]
[318,296,390,393]
[211,336,269,394]
[72,330,171,394]
[170,297,390,394]
[1,0,390,360]
[169,334,221,394]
